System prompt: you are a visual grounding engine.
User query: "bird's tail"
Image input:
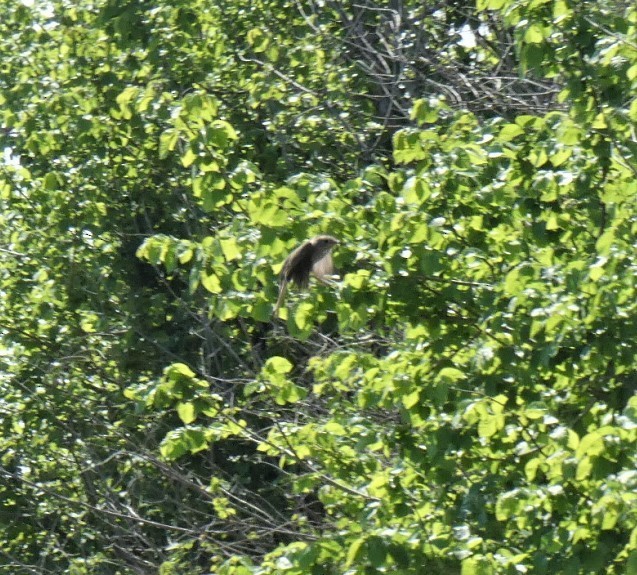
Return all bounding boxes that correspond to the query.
[273,280,288,318]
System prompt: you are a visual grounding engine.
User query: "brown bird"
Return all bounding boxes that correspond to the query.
[273,235,339,316]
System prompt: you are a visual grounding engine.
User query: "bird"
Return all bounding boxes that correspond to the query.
[273,235,339,317]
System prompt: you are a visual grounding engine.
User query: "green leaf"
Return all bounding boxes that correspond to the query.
[595,228,616,254]
[496,489,531,522]
[176,402,196,424]
[219,237,241,261]
[248,200,288,227]
[553,0,571,18]
[588,257,607,282]
[411,98,440,125]
[343,270,370,289]
[324,421,346,435]
[462,556,494,575]
[600,501,620,530]
[478,414,504,438]
[160,431,188,460]
[43,172,61,190]
[207,120,238,148]
[402,389,420,409]
[159,129,179,159]
[181,147,197,168]
[549,147,571,166]
[274,381,307,405]
[201,272,222,294]
[246,28,269,52]
[346,538,365,567]
[576,456,593,480]
[437,367,465,382]
[294,302,315,331]
[166,363,196,380]
[528,149,548,167]
[498,123,524,141]
[263,356,293,376]
[251,299,272,322]
[367,536,387,567]
[524,24,545,44]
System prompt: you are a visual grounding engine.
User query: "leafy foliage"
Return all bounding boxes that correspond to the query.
[0,0,636,574]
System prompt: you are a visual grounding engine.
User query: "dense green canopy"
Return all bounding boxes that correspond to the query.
[0,0,636,573]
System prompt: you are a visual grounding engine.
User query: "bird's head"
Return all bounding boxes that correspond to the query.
[308,235,339,268]
[311,235,339,248]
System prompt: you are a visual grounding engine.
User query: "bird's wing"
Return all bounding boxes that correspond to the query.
[283,241,315,288]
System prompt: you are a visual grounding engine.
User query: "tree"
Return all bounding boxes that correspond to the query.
[0,0,636,574]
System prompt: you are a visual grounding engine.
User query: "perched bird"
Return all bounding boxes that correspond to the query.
[273,235,339,316]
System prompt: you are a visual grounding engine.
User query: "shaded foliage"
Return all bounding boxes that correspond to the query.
[0,0,636,574]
